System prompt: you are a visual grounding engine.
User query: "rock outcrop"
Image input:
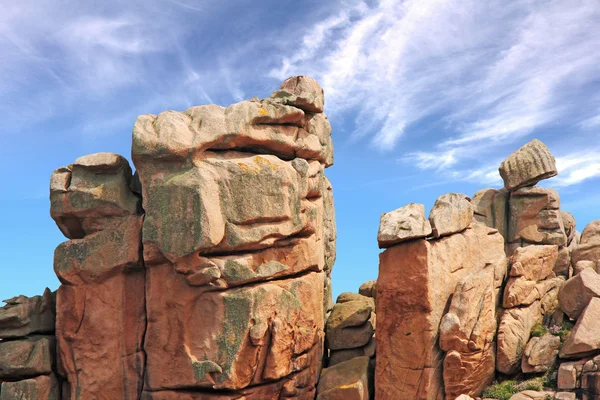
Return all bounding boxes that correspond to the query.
[0,291,60,399]
[376,217,506,399]
[45,76,336,400]
[498,139,558,191]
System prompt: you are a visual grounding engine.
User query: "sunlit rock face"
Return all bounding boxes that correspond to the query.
[47,76,334,400]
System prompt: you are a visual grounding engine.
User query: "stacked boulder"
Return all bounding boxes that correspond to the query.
[551,220,600,399]
[0,289,59,399]
[45,76,336,400]
[376,196,507,399]
[316,282,377,399]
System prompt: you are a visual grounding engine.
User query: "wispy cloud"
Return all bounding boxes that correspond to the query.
[272,0,600,186]
[555,150,600,187]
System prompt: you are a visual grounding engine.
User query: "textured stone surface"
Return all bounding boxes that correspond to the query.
[499,139,558,191]
[0,336,54,379]
[521,333,560,373]
[508,187,566,246]
[50,152,147,400]
[376,223,506,400]
[0,374,60,400]
[358,280,377,299]
[439,264,498,399]
[129,76,335,397]
[560,297,600,358]
[472,188,509,239]
[0,288,55,339]
[559,268,600,320]
[496,301,542,374]
[377,203,432,248]
[316,356,372,400]
[429,193,473,238]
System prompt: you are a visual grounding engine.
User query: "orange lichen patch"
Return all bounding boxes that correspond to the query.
[237,162,250,173]
[254,156,278,172]
[257,106,269,117]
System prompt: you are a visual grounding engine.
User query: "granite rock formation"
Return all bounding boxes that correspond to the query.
[44,76,336,400]
[0,291,60,400]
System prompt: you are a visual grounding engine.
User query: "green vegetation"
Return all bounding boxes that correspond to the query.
[548,320,575,341]
[530,322,547,337]
[482,378,544,400]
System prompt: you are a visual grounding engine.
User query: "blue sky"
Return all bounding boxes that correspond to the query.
[1,0,600,300]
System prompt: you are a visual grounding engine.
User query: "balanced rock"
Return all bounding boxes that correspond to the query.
[377,203,432,248]
[521,333,561,373]
[316,356,372,400]
[274,75,325,113]
[326,299,374,350]
[329,337,376,366]
[358,280,377,299]
[560,297,600,358]
[429,193,473,238]
[336,292,375,310]
[499,139,558,191]
[558,268,600,320]
[0,288,55,339]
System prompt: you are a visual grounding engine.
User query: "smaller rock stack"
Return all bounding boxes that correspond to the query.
[316,282,377,399]
[0,289,59,399]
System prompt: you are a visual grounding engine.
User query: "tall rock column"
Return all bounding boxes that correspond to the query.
[132,76,335,399]
[50,153,145,399]
[375,197,507,400]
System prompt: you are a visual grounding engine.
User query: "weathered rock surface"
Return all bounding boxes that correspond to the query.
[560,297,600,358]
[326,299,374,351]
[571,220,600,268]
[376,222,506,400]
[0,374,60,400]
[429,193,473,238]
[496,301,542,375]
[358,280,377,299]
[335,292,375,310]
[0,336,54,379]
[472,188,509,239]
[328,337,375,366]
[521,333,560,373]
[377,203,432,248]
[316,356,372,400]
[51,152,146,400]
[439,264,498,399]
[499,139,557,191]
[561,211,577,246]
[0,289,55,339]
[559,267,600,320]
[508,187,566,246]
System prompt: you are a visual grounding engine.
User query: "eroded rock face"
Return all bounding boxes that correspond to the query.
[498,139,558,191]
[508,187,566,246]
[521,333,560,373]
[0,336,55,379]
[129,77,335,397]
[50,152,145,400]
[376,222,506,400]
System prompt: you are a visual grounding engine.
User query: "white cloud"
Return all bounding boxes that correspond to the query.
[555,151,600,187]
[272,0,600,185]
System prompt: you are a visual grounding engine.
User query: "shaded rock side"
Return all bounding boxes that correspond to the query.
[560,297,600,359]
[439,264,501,399]
[0,289,55,339]
[499,139,558,191]
[316,356,372,400]
[376,222,506,400]
[0,374,60,400]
